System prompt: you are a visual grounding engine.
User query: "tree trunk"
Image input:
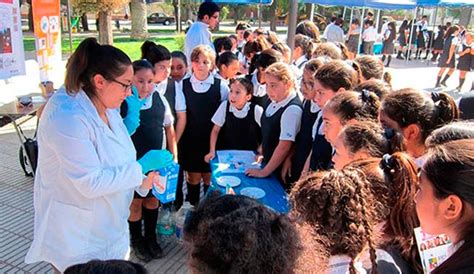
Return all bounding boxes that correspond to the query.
[98,10,113,45]
[173,0,179,31]
[269,1,276,31]
[81,13,89,32]
[27,0,34,32]
[130,0,148,39]
[459,7,472,28]
[305,3,312,19]
[233,6,239,25]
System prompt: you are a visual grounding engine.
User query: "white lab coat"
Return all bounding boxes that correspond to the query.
[25,88,144,271]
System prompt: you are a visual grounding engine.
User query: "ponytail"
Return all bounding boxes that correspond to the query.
[325,91,380,123]
[141,40,171,66]
[433,91,460,127]
[65,37,131,97]
[380,153,422,272]
[382,71,392,88]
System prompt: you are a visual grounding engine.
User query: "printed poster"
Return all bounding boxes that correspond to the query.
[32,0,60,81]
[0,0,26,79]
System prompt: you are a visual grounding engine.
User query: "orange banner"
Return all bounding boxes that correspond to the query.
[32,0,60,81]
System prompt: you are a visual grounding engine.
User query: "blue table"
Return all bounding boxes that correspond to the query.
[210,153,289,214]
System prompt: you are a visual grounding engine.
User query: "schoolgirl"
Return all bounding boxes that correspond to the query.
[379,88,459,166]
[304,60,358,172]
[291,169,401,273]
[431,25,445,62]
[178,45,229,206]
[121,60,176,262]
[322,90,380,146]
[416,139,474,273]
[348,153,421,273]
[170,51,188,83]
[381,21,397,67]
[292,34,316,81]
[215,51,240,86]
[286,59,324,183]
[456,31,473,91]
[396,20,409,60]
[245,49,283,107]
[245,62,302,185]
[435,25,461,88]
[204,77,263,163]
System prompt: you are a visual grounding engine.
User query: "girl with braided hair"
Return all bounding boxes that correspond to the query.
[379,88,459,166]
[322,90,380,147]
[348,154,422,273]
[290,169,402,273]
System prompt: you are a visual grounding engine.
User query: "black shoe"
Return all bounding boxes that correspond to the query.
[131,239,153,263]
[147,239,164,259]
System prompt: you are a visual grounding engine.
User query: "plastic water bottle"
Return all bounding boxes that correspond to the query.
[175,202,194,242]
[156,203,175,236]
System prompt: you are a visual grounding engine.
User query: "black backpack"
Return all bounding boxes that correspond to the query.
[18,125,38,177]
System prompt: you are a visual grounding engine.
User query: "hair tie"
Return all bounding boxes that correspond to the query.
[431,91,441,103]
[383,128,395,139]
[361,89,371,102]
[381,154,395,171]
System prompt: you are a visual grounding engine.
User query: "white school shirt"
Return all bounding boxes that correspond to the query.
[214,71,230,87]
[211,101,263,127]
[25,88,146,272]
[251,72,267,97]
[155,79,186,113]
[265,91,302,141]
[178,74,229,108]
[184,21,214,64]
[363,27,378,42]
[328,255,366,274]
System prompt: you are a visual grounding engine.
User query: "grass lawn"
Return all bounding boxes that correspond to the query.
[23,35,182,61]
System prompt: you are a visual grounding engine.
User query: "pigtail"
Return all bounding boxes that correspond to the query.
[380,153,421,271]
[433,92,460,127]
[359,89,380,119]
[382,71,392,88]
[140,40,157,60]
[65,37,100,94]
[306,39,317,59]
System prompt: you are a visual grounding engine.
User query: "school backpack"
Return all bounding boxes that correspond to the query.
[18,126,38,177]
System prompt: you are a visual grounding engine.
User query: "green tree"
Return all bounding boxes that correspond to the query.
[72,0,129,45]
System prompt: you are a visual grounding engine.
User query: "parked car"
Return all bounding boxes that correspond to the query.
[147,12,175,25]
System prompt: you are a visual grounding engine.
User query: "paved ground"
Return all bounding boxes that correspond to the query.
[0,118,188,273]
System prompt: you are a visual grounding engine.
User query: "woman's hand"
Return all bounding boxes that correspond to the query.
[141,171,160,190]
[245,168,268,178]
[204,151,215,163]
[255,154,264,164]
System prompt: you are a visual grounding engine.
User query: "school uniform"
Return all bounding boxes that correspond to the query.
[246,72,269,107]
[25,88,146,272]
[290,100,320,183]
[433,30,445,51]
[212,101,263,151]
[382,29,395,54]
[215,71,230,87]
[261,91,302,183]
[292,55,308,87]
[438,35,459,68]
[457,43,472,72]
[178,74,228,172]
[310,111,333,171]
[155,78,187,121]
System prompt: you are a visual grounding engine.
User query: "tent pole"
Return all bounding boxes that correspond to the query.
[357,7,366,56]
[258,3,262,28]
[343,7,347,19]
[67,0,73,53]
[349,7,354,25]
[376,9,381,32]
[310,4,315,22]
[406,7,417,63]
[427,7,438,66]
[287,0,298,60]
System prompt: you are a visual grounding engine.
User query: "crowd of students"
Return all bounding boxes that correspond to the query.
[25,1,474,273]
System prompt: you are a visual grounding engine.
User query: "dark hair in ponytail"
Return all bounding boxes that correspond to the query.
[354,79,391,100]
[140,41,171,66]
[426,121,474,147]
[340,121,397,159]
[314,60,358,92]
[132,59,155,74]
[325,91,380,123]
[381,88,460,140]
[348,153,422,273]
[294,34,316,59]
[423,139,474,274]
[65,37,131,97]
[355,55,384,81]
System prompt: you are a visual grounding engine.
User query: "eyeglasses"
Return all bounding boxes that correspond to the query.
[109,78,133,92]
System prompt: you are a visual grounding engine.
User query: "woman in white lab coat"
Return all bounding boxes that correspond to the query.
[25,38,172,272]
